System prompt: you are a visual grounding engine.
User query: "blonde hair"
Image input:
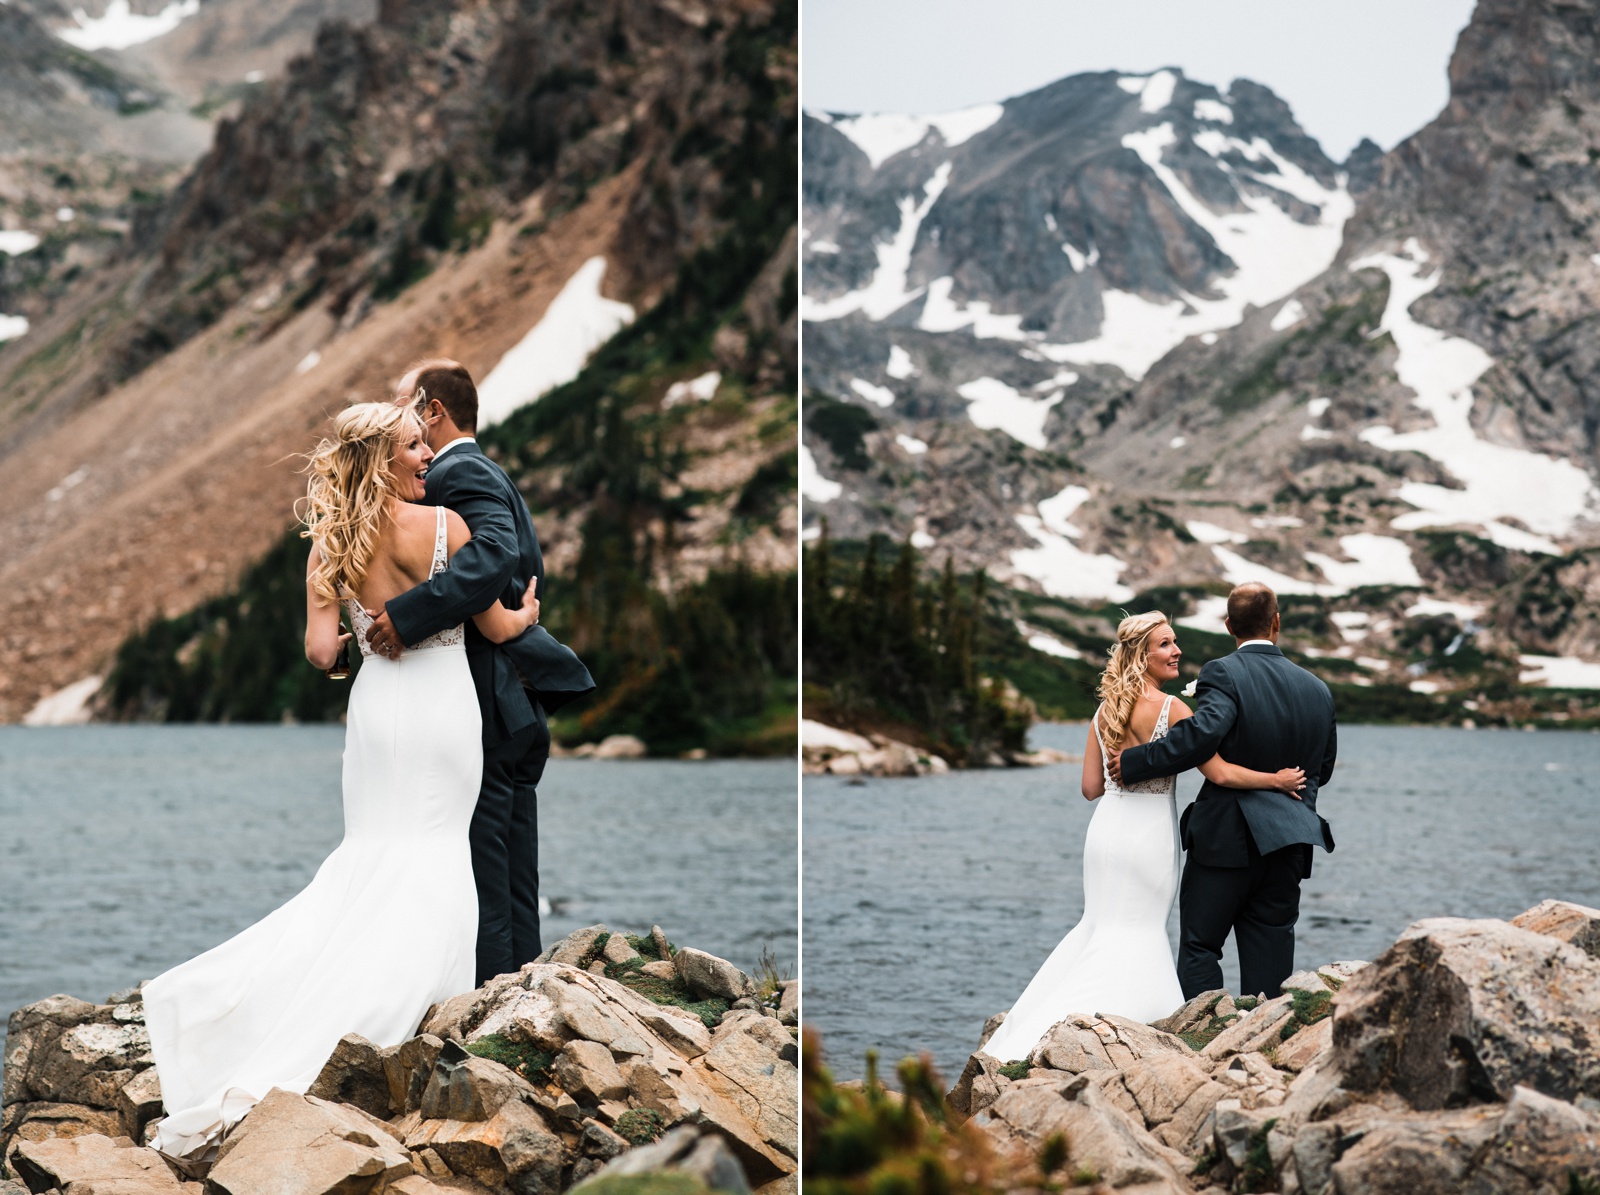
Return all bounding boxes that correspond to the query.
[1096,611,1171,751]
[299,402,419,603]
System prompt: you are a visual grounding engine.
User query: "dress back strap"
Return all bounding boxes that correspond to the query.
[429,506,448,579]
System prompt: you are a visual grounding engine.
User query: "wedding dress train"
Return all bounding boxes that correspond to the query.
[144,508,481,1155]
[983,696,1184,1063]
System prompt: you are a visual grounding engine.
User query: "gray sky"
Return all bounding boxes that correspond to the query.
[802,0,1478,162]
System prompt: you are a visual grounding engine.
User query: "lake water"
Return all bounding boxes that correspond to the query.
[803,722,1600,1082]
[0,727,796,1050]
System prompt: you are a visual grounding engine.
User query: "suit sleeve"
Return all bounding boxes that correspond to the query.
[1318,700,1338,788]
[386,460,520,646]
[1119,661,1239,784]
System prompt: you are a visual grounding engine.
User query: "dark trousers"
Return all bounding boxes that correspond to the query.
[470,718,550,986]
[1178,839,1307,1000]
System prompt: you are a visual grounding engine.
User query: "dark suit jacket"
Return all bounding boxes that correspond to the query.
[385,440,594,745]
[1119,643,1337,869]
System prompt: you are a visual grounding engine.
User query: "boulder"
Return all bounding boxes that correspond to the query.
[1150,989,1232,1037]
[1200,992,1296,1061]
[1273,1015,1333,1073]
[420,1040,537,1121]
[1027,1013,1189,1075]
[306,1033,394,1119]
[539,926,611,968]
[3,995,153,1111]
[592,735,647,759]
[946,1052,1006,1119]
[639,960,677,982]
[674,949,755,1001]
[9,1133,188,1194]
[3,1102,124,1167]
[206,1088,412,1195]
[384,1034,445,1115]
[579,1118,630,1161]
[649,926,673,961]
[572,1125,750,1195]
[775,982,799,1028]
[114,1066,165,1144]
[1331,916,1600,1109]
[976,1074,1192,1193]
[553,1041,630,1105]
[978,1010,1007,1049]
[397,1097,564,1195]
[701,1019,799,1160]
[1099,1052,1229,1154]
[602,935,640,966]
[1512,899,1600,958]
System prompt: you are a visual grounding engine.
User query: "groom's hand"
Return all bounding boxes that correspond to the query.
[365,607,403,659]
[1106,748,1123,784]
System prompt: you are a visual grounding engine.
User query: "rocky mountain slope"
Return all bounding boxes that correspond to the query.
[1,0,798,732]
[802,0,1600,725]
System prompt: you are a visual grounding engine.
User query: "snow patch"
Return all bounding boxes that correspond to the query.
[1252,515,1303,529]
[1017,621,1083,660]
[477,257,635,427]
[1305,533,1423,589]
[1178,596,1230,636]
[808,239,840,254]
[911,530,935,549]
[1169,435,1186,448]
[1062,242,1087,272]
[896,434,928,455]
[0,314,28,342]
[801,719,875,753]
[1119,70,1178,113]
[0,231,40,255]
[1307,397,1331,417]
[849,377,895,408]
[800,445,843,503]
[58,0,198,50]
[886,344,917,379]
[295,350,321,375]
[1351,242,1598,551]
[918,275,1028,340]
[23,676,102,726]
[1518,655,1600,690]
[664,370,721,407]
[1405,597,1484,621]
[1271,298,1305,331]
[1194,98,1233,124]
[1009,485,1131,601]
[1188,521,1245,545]
[825,104,1003,169]
[802,163,951,322]
[1408,680,1441,694]
[956,376,1060,449]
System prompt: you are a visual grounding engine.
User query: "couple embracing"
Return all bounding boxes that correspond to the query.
[985,582,1337,1063]
[142,359,595,1156]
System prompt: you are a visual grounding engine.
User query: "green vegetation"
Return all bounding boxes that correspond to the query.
[803,1035,1070,1194]
[805,392,878,470]
[1278,989,1334,1041]
[575,1176,706,1195]
[1239,1118,1280,1193]
[466,1034,556,1083]
[803,532,1031,765]
[579,930,730,1027]
[997,1060,1031,1081]
[613,1107,668,1146]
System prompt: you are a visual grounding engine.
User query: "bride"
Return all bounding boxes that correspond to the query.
[143,402,541,1156]
[983,611,1306,1063]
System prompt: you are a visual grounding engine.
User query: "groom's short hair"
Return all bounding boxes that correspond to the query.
[410,359,478,432]
[1226,583,1278,640]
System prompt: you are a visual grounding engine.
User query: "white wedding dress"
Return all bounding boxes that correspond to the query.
[144,507,482,1155]
[984,696,1185,1063]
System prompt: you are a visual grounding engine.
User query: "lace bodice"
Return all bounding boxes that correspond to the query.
[345,506,465,657]
[1095,695,1177,796]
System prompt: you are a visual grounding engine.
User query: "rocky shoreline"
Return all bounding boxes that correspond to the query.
[800,719,1075,778]
[2,927,798,1195]
[937,898,1600,1194]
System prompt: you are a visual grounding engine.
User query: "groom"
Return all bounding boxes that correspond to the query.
[1108,582,1337,1001]
[364,358,594,985]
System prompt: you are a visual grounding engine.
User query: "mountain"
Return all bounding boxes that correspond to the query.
[801,1,1600,728]
[2,0,798,741]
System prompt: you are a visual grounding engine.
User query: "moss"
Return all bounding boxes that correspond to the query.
[1192,1147,1220,1177]
[1278,989,1334,1042]
[602,960,729,1028]
[572,1176,707,1195]
[806,392,878,471]
[998,1060,1031,1081]
[1239,1118,1279,1193]
[1179,1013,1238,1053]
[614,1107,668,1145]
[466,1034,555,1083]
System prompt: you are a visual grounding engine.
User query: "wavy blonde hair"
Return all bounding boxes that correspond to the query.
[1095,611,1172,751]
[299,402,419,603]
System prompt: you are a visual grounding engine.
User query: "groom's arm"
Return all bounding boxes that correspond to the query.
[385,460,521,646]
[1118,662,1239,784]
[1318,714,1338,788]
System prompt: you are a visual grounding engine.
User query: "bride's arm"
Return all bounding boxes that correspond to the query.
[304,545,351,669]
[1082,710,1106,800]
[472,577,540,643]
[1198,754,1306,797]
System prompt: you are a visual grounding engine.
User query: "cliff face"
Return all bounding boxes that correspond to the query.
[801,1,1600,718]
[0,0,797,725]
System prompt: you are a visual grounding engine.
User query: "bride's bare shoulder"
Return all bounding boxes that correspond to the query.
[1168,696,1194,721]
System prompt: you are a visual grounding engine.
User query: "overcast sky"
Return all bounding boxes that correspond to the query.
[802,0,1478,163]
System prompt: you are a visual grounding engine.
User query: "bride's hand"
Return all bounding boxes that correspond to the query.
[519,578,540,627]
[1274,766,1306,797]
